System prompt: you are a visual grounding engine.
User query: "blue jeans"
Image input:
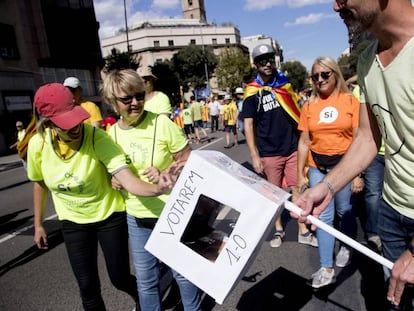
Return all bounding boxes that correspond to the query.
[309,167,356,268]
[363,154,385,238]
[379,199,414,310]
[127,214,202,311]
[62,212,138,310]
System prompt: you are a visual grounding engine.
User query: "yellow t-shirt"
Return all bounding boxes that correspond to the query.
[144,92,172,115]
[223,102,238,126]
[27,125,128,223]
[81,101,102,125]
[108,112,188,218]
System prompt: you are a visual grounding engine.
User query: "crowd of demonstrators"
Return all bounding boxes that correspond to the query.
[297,56,362,288]
[63,77,103,128]
[208,95,220,132]
[138,66,172,118]
[190,95,209,143]
[242,43,317,249]
[295,0,414,308]
[27,83,175,311]
[101,69,202,311]
[222,94,239,148]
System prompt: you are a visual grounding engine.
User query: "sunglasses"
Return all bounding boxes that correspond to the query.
[256,57,276,66]
[311,71,333,82]
[115,92,146,104]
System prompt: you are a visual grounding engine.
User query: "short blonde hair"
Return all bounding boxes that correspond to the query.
[100,69,146,109]
[310,56,350,100]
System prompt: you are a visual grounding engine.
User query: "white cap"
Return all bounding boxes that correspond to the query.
[63,77,80,88]
[137,66,157,79]
[224,94,232,100]
[235,87,244,94]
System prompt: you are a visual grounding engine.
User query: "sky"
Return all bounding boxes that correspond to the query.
[93,0,350,71]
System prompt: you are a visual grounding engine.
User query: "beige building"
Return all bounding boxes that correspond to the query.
[100,0,249,94]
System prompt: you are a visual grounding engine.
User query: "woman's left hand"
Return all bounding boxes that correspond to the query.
[351,176,364,193]
[143,166,160,184]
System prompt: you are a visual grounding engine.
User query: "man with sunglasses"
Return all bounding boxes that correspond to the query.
[63,77,103,128]
[295,0,414,308]
[242,44,317,249]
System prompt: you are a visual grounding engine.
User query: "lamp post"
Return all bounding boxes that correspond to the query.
[199,23,210,97]
[123,0,131,68]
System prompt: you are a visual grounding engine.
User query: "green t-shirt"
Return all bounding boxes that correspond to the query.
[27,125,128,223]
[190,101,202,121]
[108,112,188,218]
[358,37,414,218]
[182,108,193,125]
[144,91,172,115]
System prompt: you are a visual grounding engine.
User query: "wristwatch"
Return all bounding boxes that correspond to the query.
[407,243,414,256]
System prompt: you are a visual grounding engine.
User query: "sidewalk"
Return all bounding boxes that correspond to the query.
[0,153,23,172]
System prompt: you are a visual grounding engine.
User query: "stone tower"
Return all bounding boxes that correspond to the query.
[181,0,206,23]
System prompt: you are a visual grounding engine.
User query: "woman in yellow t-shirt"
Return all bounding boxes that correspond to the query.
[27,83,172,310]
[101,69,202,311]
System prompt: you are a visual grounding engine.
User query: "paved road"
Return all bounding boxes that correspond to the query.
[0,130,389,310]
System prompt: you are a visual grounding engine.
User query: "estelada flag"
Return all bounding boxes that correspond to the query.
[243,72,301,124]
[17,104,38,161]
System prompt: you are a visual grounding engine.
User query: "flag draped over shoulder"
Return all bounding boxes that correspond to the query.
[243,71,301,124]
[17,105,38,161]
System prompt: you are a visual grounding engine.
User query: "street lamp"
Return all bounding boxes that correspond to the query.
[199,23,210,97]
[123,0,131,68]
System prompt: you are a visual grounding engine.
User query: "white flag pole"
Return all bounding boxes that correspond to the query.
[284,201,394,270]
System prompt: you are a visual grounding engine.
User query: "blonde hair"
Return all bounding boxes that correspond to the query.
[100,69,146,110]
[310,56,350,100]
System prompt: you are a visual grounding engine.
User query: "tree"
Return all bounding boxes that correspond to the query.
[103,48,140,72]
[280,61,308,92]
[151,61,181,106]
[171,45,217,89]
[215,48,252,91]
[337,39,372,80]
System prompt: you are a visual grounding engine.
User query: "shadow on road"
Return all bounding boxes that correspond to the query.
[0,229,64,277]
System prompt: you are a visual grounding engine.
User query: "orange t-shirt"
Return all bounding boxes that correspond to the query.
[298,93,359,168]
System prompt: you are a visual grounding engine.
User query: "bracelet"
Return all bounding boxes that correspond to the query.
[320,178,335,196]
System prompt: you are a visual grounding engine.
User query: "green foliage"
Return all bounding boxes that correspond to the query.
[103,48,140,72]
[151,61,181,105]
[170,45,217,89]
[215,48,251,91]
[338,39,372,80]
[280,61,308,92]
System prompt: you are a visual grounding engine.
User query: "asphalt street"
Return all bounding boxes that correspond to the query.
[0,128,391,311]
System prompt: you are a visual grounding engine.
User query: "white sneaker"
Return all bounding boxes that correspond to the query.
[336,246,352,267]
[298,232,318,247]
[270,231,284,248]
[311,267,336,288]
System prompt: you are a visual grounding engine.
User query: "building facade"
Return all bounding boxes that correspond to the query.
[0,0,102,155]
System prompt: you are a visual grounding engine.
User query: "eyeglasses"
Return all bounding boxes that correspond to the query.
[114,92,146,104]
[310,71,333,82]
[256,57,276,66]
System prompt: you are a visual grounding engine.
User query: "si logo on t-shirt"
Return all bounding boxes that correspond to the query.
[318,106,338,124]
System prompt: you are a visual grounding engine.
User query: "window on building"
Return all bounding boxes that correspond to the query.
[212,38,217,45]
[0,23,19,60]
[154,40,160,47]
[225,38,230,44]
[156,58,162,63]
[190,39,196,45]
[168,40,174,47]
[188,0,193,6]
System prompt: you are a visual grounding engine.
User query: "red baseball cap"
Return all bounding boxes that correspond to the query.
[34,83,90,130]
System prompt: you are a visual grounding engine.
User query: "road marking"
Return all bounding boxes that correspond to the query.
[0,213,58,244]
[198,137,224,150]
